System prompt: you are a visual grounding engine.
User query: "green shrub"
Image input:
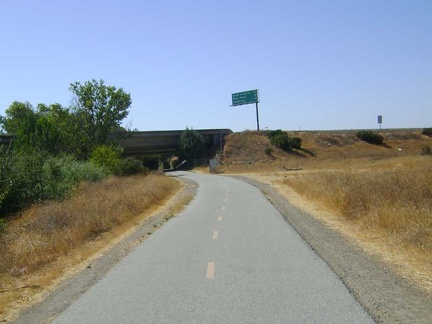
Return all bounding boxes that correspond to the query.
[58,156,106,183]
[271,133,292,151]
[356,131,384,145]
[139,154,161,170]
[42,155,107,200]
[422,127,432,137]
[118,157,147,176]
[267,130,302,152]
[90,145,123,175]
[0,150,107,216]
[290,137,302,149]
[3,150,46,212]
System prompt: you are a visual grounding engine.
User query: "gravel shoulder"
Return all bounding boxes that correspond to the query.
[230,175,432,324]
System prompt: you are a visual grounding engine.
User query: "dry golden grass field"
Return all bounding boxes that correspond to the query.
[0,174,181,321]
[222,129,432,294]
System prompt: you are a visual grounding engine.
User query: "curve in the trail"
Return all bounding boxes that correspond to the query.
[52,172,374,324]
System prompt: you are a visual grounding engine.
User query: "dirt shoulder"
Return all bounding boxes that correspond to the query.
[10,178,198,324]
[229,175,432,324]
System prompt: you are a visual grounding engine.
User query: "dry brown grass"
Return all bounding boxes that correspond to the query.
[224,131,278,163]
[0,173,179,278]
[283,157,432,253]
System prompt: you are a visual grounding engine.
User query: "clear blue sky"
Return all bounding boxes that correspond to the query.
[0,0,431,132]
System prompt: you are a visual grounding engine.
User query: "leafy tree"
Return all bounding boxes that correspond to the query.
[34,103,66,154]
[68,79,132,159]
[1,101,37,151]
[177,128,205,164]
[0,101,66,154]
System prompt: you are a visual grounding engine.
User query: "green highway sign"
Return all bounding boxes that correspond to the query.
[231,89,259,106]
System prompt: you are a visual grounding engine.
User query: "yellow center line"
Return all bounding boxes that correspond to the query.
[207,262,215,279]
[217,216,223,221]
[212,231,219,240]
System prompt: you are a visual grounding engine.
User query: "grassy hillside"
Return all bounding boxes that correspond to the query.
[222,129,432,170]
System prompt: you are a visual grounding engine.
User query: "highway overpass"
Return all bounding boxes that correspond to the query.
[116,129,233,156]
[1,129,233,157]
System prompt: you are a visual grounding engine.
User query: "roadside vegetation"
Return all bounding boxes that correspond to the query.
[0,174,178,276]
[177,127,205,169]
[0,79,180,320]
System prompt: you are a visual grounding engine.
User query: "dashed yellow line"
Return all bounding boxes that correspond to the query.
[207,262,215,279]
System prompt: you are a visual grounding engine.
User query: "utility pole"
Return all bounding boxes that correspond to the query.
[256,102,260,131]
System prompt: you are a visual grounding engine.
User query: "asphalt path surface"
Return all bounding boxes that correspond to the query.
[52,172,374,324]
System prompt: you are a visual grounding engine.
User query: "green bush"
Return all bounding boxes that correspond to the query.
[267,130,302,152]
[290,137,302,150]
[118,157,147,176]
[0,150,107,216]
[139,154,161,170]
[3,150,46,212]
[42,155,106,200]
[356,131,384,145]
[422,127,432,137]
[60,156,107,183]
[90,145,123,175]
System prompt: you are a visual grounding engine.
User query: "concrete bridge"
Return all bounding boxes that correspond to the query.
[116,129,233,156]
[0,129,233,157]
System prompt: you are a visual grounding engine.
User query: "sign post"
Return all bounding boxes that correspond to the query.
[378,115,382,130]
[231,89,260,130]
